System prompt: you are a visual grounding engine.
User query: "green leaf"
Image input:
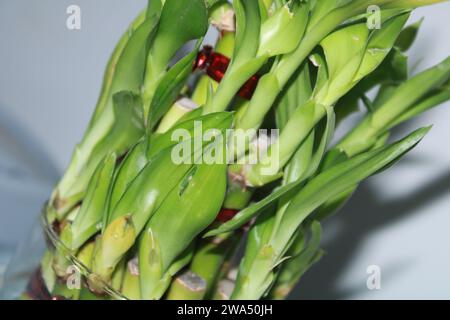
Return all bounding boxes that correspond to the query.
[320,23,369,84]
[269,107,335,248]
[105,112,233,227]
[109,147,194,236]
[106,18,158,111]
[70,153,116,250]
[92,215,136,281]
[275,62,313,131]
[309,0,351,29]
[372,56,450,128]
[395,18,423,51]
[67,91,145,219]
[282,104,335,186]
[110,112,233,236]
[205,0,224,9]
[146,0,163,18]
[204,178,306,238]
[90,91,145,159]
[271,127,430,251]
[317,23,369,104]
[269,221,323,299]
[232,0,262,66]
[90,10,147,123]
[346,47,407,107]
[147,43,202,130]
[147,112,234,159]
[372,83,401,109]
[333,92,360,126]
[311,185,356,221]
[143,0,208,114]
[139,162,227,299]
[258,2,309,57]
[206,108,333,237]
[339,57,450,156]
[245,100,327,187]
[106,140,148,227]
[94,131,229,281]
[302,107,336,179]
[150,0,208,69]
[353,12,410,83]
[53,17,157,216]
[388,82,450,128]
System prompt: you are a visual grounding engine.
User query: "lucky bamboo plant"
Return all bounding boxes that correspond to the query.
[33,0,450,300]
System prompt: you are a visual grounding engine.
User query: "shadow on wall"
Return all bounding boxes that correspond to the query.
[291,165,450,299]
[0,103,60,184]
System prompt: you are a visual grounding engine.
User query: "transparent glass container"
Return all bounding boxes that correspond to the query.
[0,214,45,300]
[1,206,127,300]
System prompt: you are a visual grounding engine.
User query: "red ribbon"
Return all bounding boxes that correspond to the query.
[216,208,240,223]
[194,46,259,100]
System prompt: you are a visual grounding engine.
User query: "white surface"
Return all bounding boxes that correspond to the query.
[0,1,449,299]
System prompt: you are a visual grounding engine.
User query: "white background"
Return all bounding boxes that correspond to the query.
[0,0,449,299]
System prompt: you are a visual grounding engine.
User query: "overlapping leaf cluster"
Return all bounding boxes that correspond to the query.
[40,0,450,300]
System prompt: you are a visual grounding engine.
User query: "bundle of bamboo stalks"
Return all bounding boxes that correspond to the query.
[34,0,450,300]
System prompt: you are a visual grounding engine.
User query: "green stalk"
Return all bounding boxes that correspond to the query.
[203,0,264,114]
[213,279,235,300]
[166,271,207,300]
[192,1,236,106]
[155,98,199,133]
[110,258,126,292]
[189,231,242,298]
[91,215,136,282]
[246,101,328,186]
[38,0,448,302]
[77,241,96,269]
[121,259,141,300]
[223,181,253,210]
[191,31,235,106]
[209,1,235,33]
